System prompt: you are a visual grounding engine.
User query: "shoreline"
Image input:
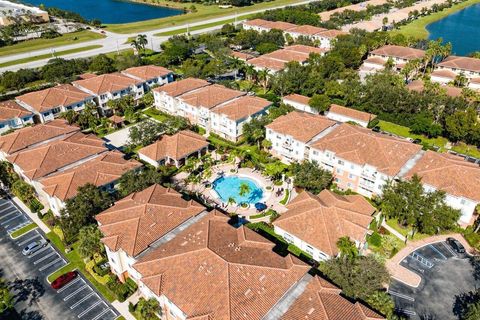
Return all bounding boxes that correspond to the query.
[392,0,480,39]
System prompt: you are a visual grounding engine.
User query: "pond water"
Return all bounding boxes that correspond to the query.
[22,0,183,24]
[427,3,480,56]
[213,175,264,205]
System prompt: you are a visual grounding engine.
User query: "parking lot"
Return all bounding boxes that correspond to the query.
[0,197,118,320]
[390,241,480,319]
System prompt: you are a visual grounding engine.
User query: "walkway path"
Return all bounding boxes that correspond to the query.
[386,233,475,287]
[381,220,406,242]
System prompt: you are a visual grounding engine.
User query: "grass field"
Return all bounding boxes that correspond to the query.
[392,0,480,38]
[0,30,105,58]
[0,45,102,68]
[10,223,37,239]
[105,0,308,34]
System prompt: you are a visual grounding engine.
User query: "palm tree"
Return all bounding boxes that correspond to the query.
[227,197,236,206]
[245,64,257,82]
[239,182,251,197]
[336,236,359,259]
[130,39,142,55]
[257,68,270,93]
[136,34,148,51]
[138,297,161,320]
[77,225,104,260]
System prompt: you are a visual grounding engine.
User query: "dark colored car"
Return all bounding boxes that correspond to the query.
[447,237,465,254]
[51,271,78,290]
[372,126,381,132]
[413,138,422,144]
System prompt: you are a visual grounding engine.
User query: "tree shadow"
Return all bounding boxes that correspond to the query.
[0,309,44,320]
[469,256,480,283]
[8,277,45,306]
[452,289,480,319]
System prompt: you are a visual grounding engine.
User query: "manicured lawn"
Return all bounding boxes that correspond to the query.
[386,218,430,241]
[378,120,448,149]
[0,45,102,68]
[391,0,480,38]
[280,189,290,205]
[105,0,308,33]
[10,223,37,238]
[250,211,273,219]
[451,142,480,158]
[143,107,169,122]
[0,30,105,57]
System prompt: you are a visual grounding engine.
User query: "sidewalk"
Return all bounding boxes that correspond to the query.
[112,291,140,320]
[386,233,475,287]
[11,196,50,234]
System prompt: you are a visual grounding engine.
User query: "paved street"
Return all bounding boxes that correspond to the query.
[0,197,118,320]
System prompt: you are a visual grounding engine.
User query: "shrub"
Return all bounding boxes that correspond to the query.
[128,302,135,313]
[125,278,138,292]
[464,226,480,250]
[368,232,382,247]
[29,198,44,213]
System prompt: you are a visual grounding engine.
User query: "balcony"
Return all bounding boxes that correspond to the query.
[360,171,377,181]
[282,141,293,151]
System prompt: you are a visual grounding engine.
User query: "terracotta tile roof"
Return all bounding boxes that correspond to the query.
[274,190,375,257]
[283,94,310,106]
[212,96,271,121]
[108,115,124,124]
[431,69,457,79]
[284,44,327,55]
[78,73,97,80]
[265,20,297,31]
[133,211,309,319]
[328,104,376,123]
[39,151,140,201]
[7,132,107,180]
[0,119,79,155]
[230,51,255,61]
[281,276,384,320]
[16,84,92,113]
[470,77,480,84]
[363,56,387,66]
[179,84,245,109]
[247,56,287,71]
[311,123,422,176]
[406,80,463,97]
[288,25,328,36]
[243,18,270,27]
[96,184,205,256]
[405,151,480,201]
[0,100,32,122]
[264,49,311,63]
[266,111,336,143]
[123,65,173,81]
[138,130,208,162]
[247,45,325,71]
[73,73,140,95]
[316,29,348,38]
[370,45,425,60]
[438,55,480,73]
[153,78,210,97]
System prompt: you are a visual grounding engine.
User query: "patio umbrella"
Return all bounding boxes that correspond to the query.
[255,202,267,211]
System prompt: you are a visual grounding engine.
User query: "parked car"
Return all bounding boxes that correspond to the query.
[51,271,78,290]
[22,239,47,256]
[447,237,465,254]
[413,138,422,144]
[372,126,381,132]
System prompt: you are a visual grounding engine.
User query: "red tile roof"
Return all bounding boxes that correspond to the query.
[431,69,457,80]
[73,73,140,95]
[179,84,245,109]
[328,104,376,123]
[96,184,205,256]
[212,96,271,121]
[288,25,328,36]
[133,211,309,319]
[370,45,425,60]
[123,65,173,81]
[0,100,32,122]
[283,94,311,106]
[438,56,480,73]
[154,78,210,97]
[230,51,255,61]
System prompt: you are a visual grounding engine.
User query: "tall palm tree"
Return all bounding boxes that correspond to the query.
[239,182,251,197]
[257,68,270,93]
[138,298,161,320]
[136,34,148,51]
[227,197,236,206]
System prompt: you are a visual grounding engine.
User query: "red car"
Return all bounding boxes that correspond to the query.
[51,271,78,290]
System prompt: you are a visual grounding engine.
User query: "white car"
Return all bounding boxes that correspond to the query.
[22,239,47,256]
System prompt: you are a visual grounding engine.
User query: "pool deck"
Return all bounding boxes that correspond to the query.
[174,163,294,217]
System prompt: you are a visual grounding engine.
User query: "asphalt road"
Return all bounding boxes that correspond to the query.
[0,197,118,320]
[389,241,480,319]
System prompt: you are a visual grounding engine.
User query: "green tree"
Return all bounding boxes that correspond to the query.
[239,182,251,197]
[11,179,34,203]
[365,291,395,318]
[137,297,161,320]
[118,168,171,197]
[0,279,14,313]
[463,301,480,320]
[336,236,359,259]
[309,94,330,114]
[291,161,332,194]
[0,161,16,189]
[77,225,104,259]
[127,120,163,148]
[89,54,115,74]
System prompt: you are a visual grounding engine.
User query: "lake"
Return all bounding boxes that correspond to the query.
[22,0,183,24]
[427,3,480,56]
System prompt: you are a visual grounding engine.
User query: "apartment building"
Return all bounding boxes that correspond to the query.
[73,73,144,114]
[274,190,376,261]
[405,151,480,225]
[121,65,174,90]
[37,151,141,216]
[266,111,337,163]
[407,79,463,98]
[359,45,426,76]
[16,84,94,123]
[138,130,209,168]
[154,78,210,115]
[282,94,315,113]
[326,104,376,128]
[95,184,207,282]
[0,100,34,134]
[309,123,423,198]
[431,56,480,90]
[242,18,297,33]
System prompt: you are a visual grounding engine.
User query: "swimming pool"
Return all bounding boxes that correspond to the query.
[213,175,264,204]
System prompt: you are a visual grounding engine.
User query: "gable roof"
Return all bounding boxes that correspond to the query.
[243,18,270,27]
[0,100,32,121]
[179,84,245,109]
[328,104,376,123]
[266,111,336,143]
[405,151,480,202]
[133,211,309,320]
[96,184,205,257]
[288,25,328,36]
[73,73,140,95]
[154,78,211,97]
[122,65,173,81]
[406,80,463,98]
[281,275,384,320]
[16,84,92,113]
[283,94,311,106]
[212,96,271,121]
[311,123,422,176]
[370,45,425,60]
[39,151,141,201]
[437,55,480,73]
[0,119,79,155]
[274,190,375,257]
[7,132,107,180]
[138,130,209,162]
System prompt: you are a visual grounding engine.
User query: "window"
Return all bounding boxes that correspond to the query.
[313,150,318,155]
[338,160,344,165]
[336,168,342,174]
[283,233,294,244]
[350,164,354,169]
[335,178,341,183]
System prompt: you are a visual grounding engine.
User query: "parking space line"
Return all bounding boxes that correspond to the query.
[64,285,90,301]
[28,245,50,258]
[0,210,18,220]
[0,203,13,211]
[78,300,103,317]
[7,221,30,234]
[58,277,83,293]
[429,244,447,260]
[33,251,56,265]
[39,257,63,271]
[17,233,41,246]
[389,290,415,301]
[0,214,22,225]
[70,292,95,309]
[398,309,417,316]
[441,242,457,257]
[91,308,113,320]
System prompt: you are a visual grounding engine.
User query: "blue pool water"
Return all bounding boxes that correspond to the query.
[213,176,264,204]
[427,4,480,56]
[22,0,183,24]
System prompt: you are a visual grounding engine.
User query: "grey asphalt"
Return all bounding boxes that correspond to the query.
[390,241,480,319]
[0,196,118,320]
